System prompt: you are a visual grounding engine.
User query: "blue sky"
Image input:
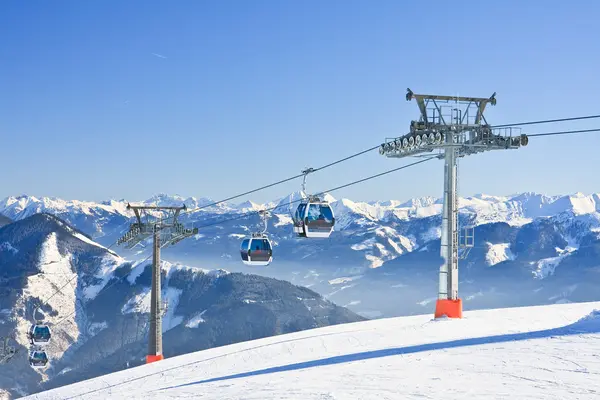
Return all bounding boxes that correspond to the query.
[1,1,599,204]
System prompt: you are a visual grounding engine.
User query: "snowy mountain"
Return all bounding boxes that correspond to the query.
[0,214,364,398]
[1,191,600,319]
[21,301,600,400]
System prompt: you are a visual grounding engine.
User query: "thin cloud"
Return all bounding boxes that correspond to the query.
[151,53,167,59]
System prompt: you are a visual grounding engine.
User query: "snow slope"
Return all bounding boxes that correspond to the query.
[14,233,80,362]
[24,301,600,400]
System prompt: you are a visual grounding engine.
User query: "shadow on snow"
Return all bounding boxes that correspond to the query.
[158,310,600,391]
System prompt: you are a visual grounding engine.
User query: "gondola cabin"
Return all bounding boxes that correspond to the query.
[28,324,51,346]
[293,197,335,238]
[240,233,273,266]
[28,349,49,369]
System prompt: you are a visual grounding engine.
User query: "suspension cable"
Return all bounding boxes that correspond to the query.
[194,157,437,229]
[168,114,600,220]
[527,128,600,137]
[492,114,600,128]
[176,144,381,217]
[22,119,600,332]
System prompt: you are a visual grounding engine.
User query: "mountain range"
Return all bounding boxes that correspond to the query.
[2,190,600,318]
[0,213,364,398]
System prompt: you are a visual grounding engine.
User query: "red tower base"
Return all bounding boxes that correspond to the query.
[146,354,164,364]
[434,298,463,319]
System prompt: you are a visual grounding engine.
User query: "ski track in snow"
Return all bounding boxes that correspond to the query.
[23,302,600,400]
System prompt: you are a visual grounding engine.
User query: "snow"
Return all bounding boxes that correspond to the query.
[83,255,126,300]
[127,258,153,284]
[328,276,363,285]
[14,232,80,363]
[350,234,405,268]
[0,195,134,223]
[274,213,292,227]
[568,192,598,215]
[88,322,108,336]
[162,288,184,332]
[3,192,600,238]
[374,227,415,255]
[365,254,383,268]
[485,242,516,266]
[23,301,600,400]
[185,310,207,328]
[233,200,264,212]
[121,283,184,333]
[421,226,441,242]
[72,232,109,250]
[350,237,376,251]
[532,248,575,279]
[159,261,228,279]
[121,289,151,314]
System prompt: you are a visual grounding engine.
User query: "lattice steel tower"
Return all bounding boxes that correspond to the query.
[379,89,529,318]
[117,204,198,363]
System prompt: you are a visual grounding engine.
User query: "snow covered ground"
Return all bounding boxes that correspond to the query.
[23,301,600,399]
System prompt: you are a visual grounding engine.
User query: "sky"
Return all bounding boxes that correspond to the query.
[1,0,600,205]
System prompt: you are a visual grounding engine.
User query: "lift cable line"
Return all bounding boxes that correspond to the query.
[21,207,198,366]
[44,157,436,341]
[491,114,600,128]
[192,157,437,230]
[12,123,600,327]
[14,124,600,332]
[527,127,600,137]
[173,145,382,219]
[42,124,600,347]
[163,114,600,224]
[160,124,600,228]
[37,156,439,362]
[9,107,600,367]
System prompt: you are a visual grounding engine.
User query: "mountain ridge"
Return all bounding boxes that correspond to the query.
[0,213,365,398]
[1,191,600,322]
[3,190,600,225]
